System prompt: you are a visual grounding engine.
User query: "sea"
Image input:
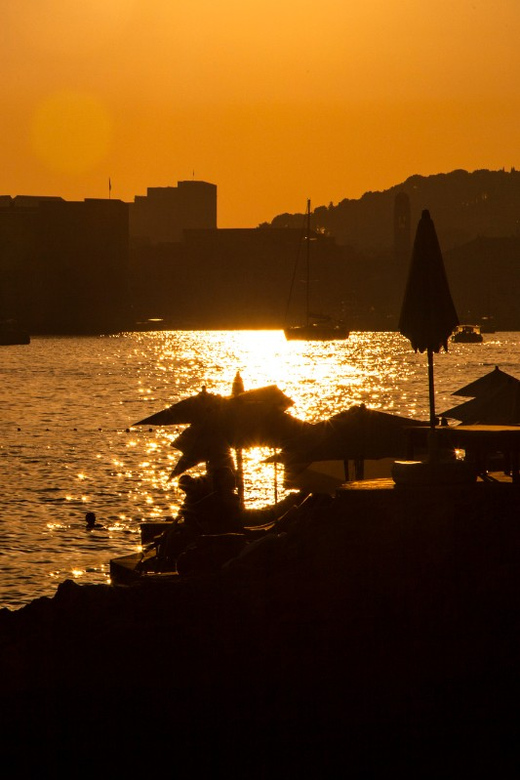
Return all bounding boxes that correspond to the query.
[1,329,518,611]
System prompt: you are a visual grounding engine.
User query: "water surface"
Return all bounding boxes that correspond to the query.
[1,330,517,609]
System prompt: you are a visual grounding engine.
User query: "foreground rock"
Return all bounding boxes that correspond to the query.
[1,484,520,776]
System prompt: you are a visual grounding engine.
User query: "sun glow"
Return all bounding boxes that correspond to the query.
[0,1,517,223]
[30,90,112,176]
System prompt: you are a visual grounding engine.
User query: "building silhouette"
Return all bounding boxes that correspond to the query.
[130,227,348,330]
[0,195,129,333]
[130,181,217,245]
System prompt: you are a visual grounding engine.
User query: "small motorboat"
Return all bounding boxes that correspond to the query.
[451,324,483,344]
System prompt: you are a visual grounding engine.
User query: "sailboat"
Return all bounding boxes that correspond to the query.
[283,199,349,341]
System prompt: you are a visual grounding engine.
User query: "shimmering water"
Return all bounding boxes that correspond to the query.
[1,330,518,610]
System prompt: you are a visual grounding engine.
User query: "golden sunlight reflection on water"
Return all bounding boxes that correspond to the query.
[2,329,520,608]
[128,330,400,513]
[124,329,497,513]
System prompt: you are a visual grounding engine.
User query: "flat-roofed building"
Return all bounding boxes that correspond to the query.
[130,180,217,244]
[0,195,129,333]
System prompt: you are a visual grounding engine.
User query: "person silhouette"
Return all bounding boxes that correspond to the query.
[85,512,104,529]
[199,466,243,534]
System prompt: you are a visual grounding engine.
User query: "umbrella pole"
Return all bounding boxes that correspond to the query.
[427,348,436,428]
[231,373,245,509]
[427,348,438,462]
[274,449,278,503]
[235,448,245,509]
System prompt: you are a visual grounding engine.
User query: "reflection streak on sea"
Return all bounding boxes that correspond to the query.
[0,330,517,609]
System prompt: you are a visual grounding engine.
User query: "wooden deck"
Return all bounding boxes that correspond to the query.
[338,470,514,492]
[405,424,520,482]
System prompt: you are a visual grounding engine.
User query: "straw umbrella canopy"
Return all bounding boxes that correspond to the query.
[266,404,425,470]
[134,388,226,427]
[134,384,294,428]
[441,382,520,425]
[170,411,311,477]
[133,383,311,478]
[451,366,520,398]
[398,209,459,430]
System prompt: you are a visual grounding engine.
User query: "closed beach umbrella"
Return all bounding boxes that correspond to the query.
[441,382,520,425]
[398,209,459,429]
[451,365,520,398]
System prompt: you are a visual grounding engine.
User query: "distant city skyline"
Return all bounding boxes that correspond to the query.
[2,1,520,228]
[4,168,520,334]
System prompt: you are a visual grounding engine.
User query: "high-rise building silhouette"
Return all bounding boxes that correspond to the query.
[130,181,217,244]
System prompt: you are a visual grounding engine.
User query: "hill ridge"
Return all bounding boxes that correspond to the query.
[269,167,520,252]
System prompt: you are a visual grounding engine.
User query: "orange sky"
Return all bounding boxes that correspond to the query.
[2,0,520,227]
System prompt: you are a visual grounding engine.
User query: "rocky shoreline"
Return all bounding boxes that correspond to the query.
[2,483,520,776]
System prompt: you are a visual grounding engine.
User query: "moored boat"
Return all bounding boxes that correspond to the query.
[284,320,350,341]
[451,324,483,343]
[284,199,349,342]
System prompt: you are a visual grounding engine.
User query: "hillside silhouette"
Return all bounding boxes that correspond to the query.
[268,168,520,253]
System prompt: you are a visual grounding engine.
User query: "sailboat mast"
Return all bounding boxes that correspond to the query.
[305,198,311,328]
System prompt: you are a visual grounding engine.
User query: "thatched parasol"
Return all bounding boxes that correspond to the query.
[451,366,520,398]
